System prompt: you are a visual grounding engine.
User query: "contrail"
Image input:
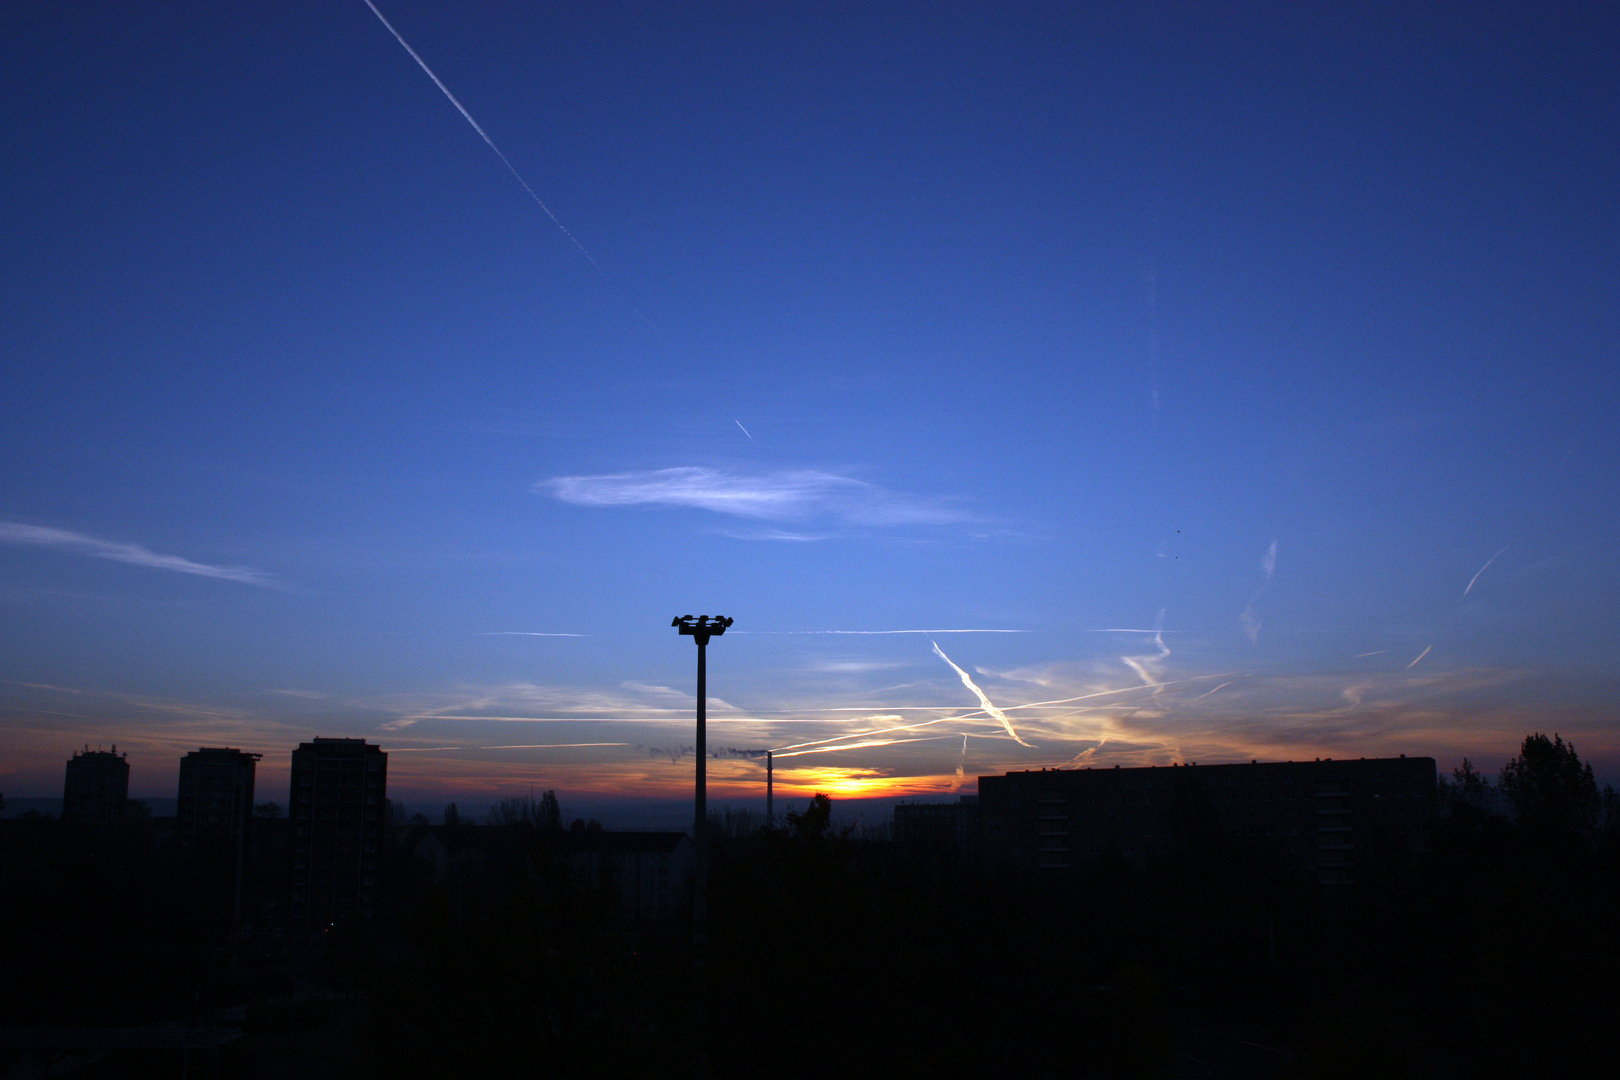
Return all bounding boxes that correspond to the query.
[1406,645,1432,669]
[770,734,961,759]
[1461,543,1512,599]
[1001,670,1246,711]
[767,671,1246,757]
[738,629,1025,635]
[1091,628,1188,634]
[1190,680,1235,701]
[1121,610,1171,693]
[389,742,627,752]
[1070,736,1109,764]
[932,641,1033,748]
[482,632,588,637]
[774,714,976,754]
[1354,650,1388,658]
[360,0,603,272]
[734,419,754,441]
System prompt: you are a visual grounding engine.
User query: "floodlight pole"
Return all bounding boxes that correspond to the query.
[672,614,731,1075]
[695,633,707,882]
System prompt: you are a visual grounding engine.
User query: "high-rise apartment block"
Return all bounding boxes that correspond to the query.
[287,738,387,927]
[176,747,260,858]
[62,746,130,826]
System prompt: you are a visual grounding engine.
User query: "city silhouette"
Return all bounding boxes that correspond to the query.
[3,1,1617,1078]
[3,728,1617,1077]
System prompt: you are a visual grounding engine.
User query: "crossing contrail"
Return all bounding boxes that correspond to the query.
[361,0,603,272]
[773,714,978,754]
[770,734,961,759]
[932,641,1033,748]
[734,419,754,441]
[1121,609,1171,692]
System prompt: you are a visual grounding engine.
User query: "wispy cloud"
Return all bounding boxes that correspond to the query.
[0,522,275,587]
[1240,539,1278,643]
[538,467,962,528]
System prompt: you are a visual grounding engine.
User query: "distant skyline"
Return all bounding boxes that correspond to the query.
[4,2,1618,811]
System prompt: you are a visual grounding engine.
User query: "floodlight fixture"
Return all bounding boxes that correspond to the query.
[672,614,733,645]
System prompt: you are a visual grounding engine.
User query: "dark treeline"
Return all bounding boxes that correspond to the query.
[2,733,1617,1079]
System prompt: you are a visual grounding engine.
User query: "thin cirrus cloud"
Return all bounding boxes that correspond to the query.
[537,467,963,529]
[0,522,275,587]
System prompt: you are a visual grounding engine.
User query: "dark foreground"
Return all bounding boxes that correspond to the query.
[3,758,1617,1079]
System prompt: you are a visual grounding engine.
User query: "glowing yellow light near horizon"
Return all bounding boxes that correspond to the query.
[772,765,914,798]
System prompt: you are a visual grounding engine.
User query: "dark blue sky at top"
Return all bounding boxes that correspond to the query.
[2,1,1616,806]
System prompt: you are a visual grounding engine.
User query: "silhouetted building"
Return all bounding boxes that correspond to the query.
[177,747,260,926]
[978,756,1437,884]
[177,748,259,858]
[893,796,978,851]
[561,831,692,920]
[287,738,386,927]
[62,746,129,827]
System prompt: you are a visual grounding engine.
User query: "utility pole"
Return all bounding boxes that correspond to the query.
[766,750,774,826]
[672,613,732,1077]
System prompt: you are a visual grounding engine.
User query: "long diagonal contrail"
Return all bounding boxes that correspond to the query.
[361,0,603,272]
[1461,543,1512,599]
[932,641,1034,748]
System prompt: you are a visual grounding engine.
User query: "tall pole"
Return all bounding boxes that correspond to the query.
[671,614,731,1079]
[693,634,707,924]
[766,751,774,826]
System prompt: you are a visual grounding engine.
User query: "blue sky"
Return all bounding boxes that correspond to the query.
[3,1,1617,817]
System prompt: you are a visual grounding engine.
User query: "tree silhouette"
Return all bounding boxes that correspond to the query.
[1499,732,1598,840]
[538,789,561,832]
[784,792,833,840]
[487,790,563,831]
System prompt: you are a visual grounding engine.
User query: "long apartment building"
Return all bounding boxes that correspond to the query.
[978,755,1437,884]
[287,738,386,927]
